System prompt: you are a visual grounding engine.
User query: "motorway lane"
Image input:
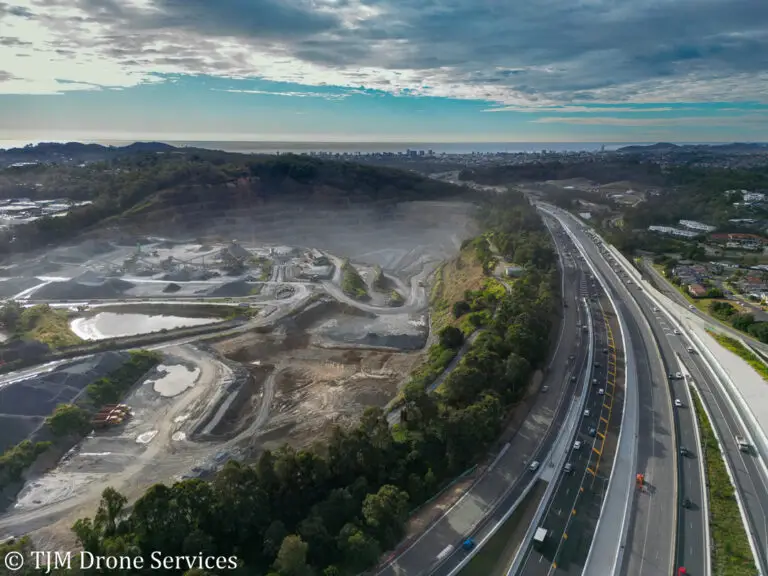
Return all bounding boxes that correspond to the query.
[376,218,588,576]
[518,289,624,576]
[637,302,707,576]
[565,223,676,576]
[630,251,768,571]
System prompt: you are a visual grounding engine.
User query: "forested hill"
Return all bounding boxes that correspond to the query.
[0,151,468,257]
[0,141,178,167]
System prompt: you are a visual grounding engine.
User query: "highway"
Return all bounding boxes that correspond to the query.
[566,212,768,575]
[555,212,677,576]
[638,259,768,573]
[516,279,625,576]
[375,213,591,576]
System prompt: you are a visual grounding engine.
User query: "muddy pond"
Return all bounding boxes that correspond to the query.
[71,312,219,340]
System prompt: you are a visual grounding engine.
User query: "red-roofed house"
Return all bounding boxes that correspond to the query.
[688,284,707,298]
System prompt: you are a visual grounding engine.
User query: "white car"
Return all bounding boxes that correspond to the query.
[529,460,541,472]
[598,388,605,396]
[573,440,583,450]
[584,409,591,417]
[675,399,683,408]
[564,463,573,473]
[673,329,680,335]
[689,305,695,309]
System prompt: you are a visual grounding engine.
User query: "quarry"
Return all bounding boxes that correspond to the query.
[0,200,475,546]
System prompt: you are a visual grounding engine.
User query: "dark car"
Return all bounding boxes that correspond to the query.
[682,498,692,509]
[588,427,596,437]
[680,447,689,457]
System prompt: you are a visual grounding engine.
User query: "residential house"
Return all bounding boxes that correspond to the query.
[688,284,707,298]
[679,220,716,233]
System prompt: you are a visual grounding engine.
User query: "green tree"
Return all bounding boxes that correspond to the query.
[46,403,92,436]
[273,535,311,576]
[438,326,464,349]
[362,485,409,548]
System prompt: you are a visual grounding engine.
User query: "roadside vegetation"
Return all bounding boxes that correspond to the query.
[707,330,768,382]
[67,190,558,576]
[340,259,369,300]
[0,301,81,347]
[0,350,160,494]
[690,387,757,576]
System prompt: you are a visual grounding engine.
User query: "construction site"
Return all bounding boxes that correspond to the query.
[0,199,476,548]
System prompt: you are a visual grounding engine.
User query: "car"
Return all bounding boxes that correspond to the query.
[603,348,608,354]
[594,362,601,368]
[682,497,692,509]
[573,440,582,450]
[529,461,540,472]
[588,427,596,437]
[680,447,688,456]
[653,307,658,312]
[584,409,591,417]
[673,329,680,335]
[675,372,682,379]
[598,388,605,395]
[678,568,687,576]
[542,386,549,393]
[571,376,577,382]
[668,372,676,379]
[688,305,694,309]
[675,398,683,407]
[687,347,695,353]
[564,463,573,473]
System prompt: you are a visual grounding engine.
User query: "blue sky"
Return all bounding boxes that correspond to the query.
[1,0,767,143]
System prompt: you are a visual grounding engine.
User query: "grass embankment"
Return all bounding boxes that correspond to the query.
[707,330,768,382]
[0,350,160,492]
[341,259,369,300]
[14,304,82,347]
[430,245,487,334]
[690,388,757,576]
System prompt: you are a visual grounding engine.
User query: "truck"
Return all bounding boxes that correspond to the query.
[533,527,549,544]
[735,435,751,453]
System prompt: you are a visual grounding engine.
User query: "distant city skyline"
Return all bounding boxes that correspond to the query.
[1,0,767,141]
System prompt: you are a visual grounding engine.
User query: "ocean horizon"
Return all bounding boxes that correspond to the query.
[0,139,757,155]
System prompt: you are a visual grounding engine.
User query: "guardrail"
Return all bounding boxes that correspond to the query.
[541,205,638,576]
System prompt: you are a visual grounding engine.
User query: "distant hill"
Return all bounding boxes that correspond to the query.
[617,142,768,154]
[0,149,469,258]
[0,141,179,167]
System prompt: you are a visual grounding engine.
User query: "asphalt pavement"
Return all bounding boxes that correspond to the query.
[516,286,625,576]
[566,224,676,576]
[634,298,707,576]
[375,216,591,576]
[639,267,768,573]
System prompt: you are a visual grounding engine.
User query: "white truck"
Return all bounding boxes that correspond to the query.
[534,527,549,544]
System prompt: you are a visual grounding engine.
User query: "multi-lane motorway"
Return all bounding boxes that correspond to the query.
[557,206,768,576]
[516,266,625,576]
[638,258,768,573]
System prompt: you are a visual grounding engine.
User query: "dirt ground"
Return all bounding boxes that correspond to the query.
[214,327,423,451]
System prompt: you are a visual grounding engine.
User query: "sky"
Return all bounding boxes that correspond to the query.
[1,0,767,143]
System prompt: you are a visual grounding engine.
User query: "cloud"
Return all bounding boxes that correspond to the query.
[483,105,682,113]
[1,0,767,107]
[532,115,768,127]
[216,88,348,100]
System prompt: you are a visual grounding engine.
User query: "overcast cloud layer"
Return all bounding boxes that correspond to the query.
[0,0,767,106]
